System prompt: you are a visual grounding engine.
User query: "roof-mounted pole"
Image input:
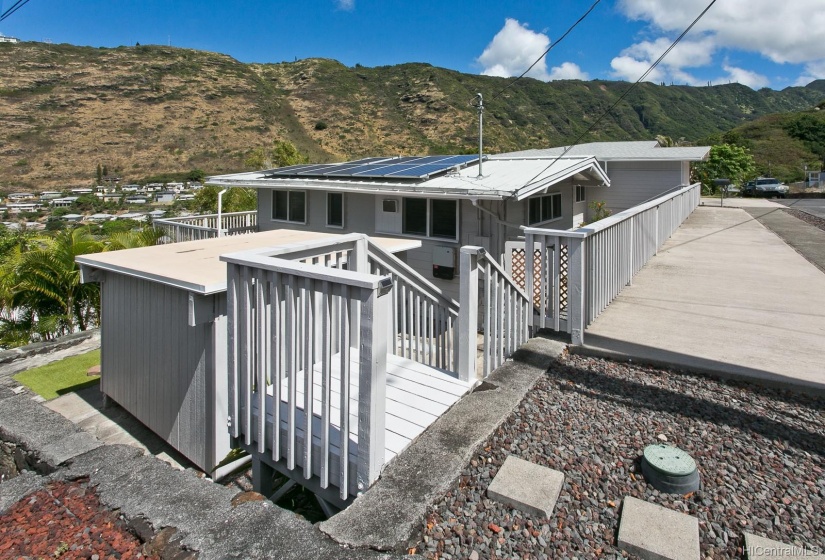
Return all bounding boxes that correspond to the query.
[476,93,484,178]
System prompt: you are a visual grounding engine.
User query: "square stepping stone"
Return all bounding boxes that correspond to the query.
[486,455,564,518]
[618,496,699,560]
[744,532,822,558]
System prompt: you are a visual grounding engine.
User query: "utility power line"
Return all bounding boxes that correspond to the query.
[520,0,718,190]
[0,0,31,23]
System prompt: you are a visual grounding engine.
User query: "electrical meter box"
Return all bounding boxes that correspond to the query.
[432,246,455,280]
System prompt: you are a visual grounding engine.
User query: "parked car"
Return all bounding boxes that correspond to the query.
[742,178,789,198]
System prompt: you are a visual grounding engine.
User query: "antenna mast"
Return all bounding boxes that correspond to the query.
[476,92,484,178]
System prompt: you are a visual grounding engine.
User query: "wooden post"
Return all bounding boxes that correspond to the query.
[568,236,586,346]
[458,247,480,383]
[356,279,389,493]
[350,236,368,349]
[524,232,535,334]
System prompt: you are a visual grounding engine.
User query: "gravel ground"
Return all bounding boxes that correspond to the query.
[783,207,825,232]
[418,354,825,559]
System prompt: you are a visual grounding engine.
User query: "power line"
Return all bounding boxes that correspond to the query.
[0,0,31,23]
[520,0,718,190]
[490,0,601,102]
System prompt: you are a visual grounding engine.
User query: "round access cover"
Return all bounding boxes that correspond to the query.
[641,444,700,494]
[643,444,696,476]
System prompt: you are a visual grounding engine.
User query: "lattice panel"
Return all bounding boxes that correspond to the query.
[509,245,569,318]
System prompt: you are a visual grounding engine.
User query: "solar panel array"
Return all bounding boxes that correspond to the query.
[263,155,482,181]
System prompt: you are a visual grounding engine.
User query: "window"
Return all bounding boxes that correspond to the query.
[382,199,397,213]
[401,198,457,240]
[271,190,306,223]
[528,193,562,225]
[327,192,344,228]
[575,185,586,203]
[402,198,428,236]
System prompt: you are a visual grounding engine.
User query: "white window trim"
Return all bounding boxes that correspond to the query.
[271,189,307,225]
[326,192,345,229]
[393,197,459,242]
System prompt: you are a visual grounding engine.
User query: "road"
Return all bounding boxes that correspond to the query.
[778,198,825,219]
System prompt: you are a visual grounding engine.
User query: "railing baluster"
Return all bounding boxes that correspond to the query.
[339,284,351,499]
[285,276,297,471]
[303,276,314,480]
[270,272,281,462]
[319,280,331,489]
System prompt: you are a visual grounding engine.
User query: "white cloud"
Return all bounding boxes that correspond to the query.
[610,55,664,83]
[618,0,825,64]
[548,62,589,81]
[477,19,588,82]
[794,60,825,86]
[719,64,769,89]
[478,19,551,80]
[610,38,713,84]
[335,0,354,11]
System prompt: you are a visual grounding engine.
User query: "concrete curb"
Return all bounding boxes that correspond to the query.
[0,329,100,365]
[319,336,566,552]
[569,345,825,398]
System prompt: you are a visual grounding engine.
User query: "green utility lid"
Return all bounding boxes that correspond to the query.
[642,444,697,477]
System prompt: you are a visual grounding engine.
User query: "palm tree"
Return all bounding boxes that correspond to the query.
[104,227,162,251]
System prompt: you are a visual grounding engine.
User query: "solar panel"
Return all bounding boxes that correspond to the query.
[261,155,482,181]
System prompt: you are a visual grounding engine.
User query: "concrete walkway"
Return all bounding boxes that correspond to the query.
[580,203,825,393]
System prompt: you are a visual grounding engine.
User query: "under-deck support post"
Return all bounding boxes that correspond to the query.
[252,456,276,498]
[458,247,481,383]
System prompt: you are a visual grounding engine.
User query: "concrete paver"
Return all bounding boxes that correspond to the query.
[618,496,700,560]
[582,205,825,393]
[744,532,823,559]
[486,455,564,518]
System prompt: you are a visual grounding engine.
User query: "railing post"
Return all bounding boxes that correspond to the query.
[356,280,390,493]
[350,236,369,349]
[568,236,586,345]
[458,247,481,383]
[524,232,535,333]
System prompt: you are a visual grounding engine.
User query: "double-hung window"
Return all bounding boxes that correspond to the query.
[402,198,457,240]
[271,190,306,223]
[528,193,562,225]
[575,185,586,203]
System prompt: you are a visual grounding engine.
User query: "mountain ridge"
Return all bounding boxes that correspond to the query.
[1,42,823,190]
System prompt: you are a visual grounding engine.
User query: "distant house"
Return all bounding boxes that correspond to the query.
[155,191,177,203]
[0,34,19,43]
[503,141,709,216]
[62,214,84,222]
[121,184,140,192]
[40,191,63,200]
[71,188,94,195]
[207,154,610,300]
[148,209,166,219]
[117,212,147,222]
[89,213,115,221]
[125,196,148,204]
[7,202,41,213]
[178,193,195,201]
[8,193,32,201]
[51,197,79,208]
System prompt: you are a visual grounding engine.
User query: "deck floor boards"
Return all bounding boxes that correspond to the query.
[258,350,472,471]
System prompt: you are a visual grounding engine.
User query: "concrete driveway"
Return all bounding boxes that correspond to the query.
[581,204,825,393]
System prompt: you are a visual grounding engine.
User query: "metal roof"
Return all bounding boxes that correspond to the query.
[207,156,609,200]
[500,141,710,162]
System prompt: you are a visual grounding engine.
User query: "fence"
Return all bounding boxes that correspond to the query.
[224,239,391,500]
[524,183,701,344]
[458,247,532,381]
[154,211,257,243]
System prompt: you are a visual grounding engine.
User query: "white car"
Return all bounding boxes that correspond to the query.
[742,178,789,198]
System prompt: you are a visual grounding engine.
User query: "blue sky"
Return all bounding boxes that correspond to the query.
[2,0,824,90]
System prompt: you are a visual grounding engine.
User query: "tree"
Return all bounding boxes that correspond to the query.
[187,168,206,183]
[96,163,103,184]
[244,140,309,170]
[693,143,755,194]
[193,185,257,214]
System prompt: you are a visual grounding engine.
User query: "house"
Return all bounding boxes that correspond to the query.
[89,213,115,221]
[39,191,63,200]
[206,154,610,300]
[51,197,79,208]
[503,141,709,216]
[121,184,140,193]
[148,209,166,219]
[71,188,94,195]
[62,214,83,222]
[155,191,177,203]
[7,202,41,213]
[117,212,147,222]
[125,196,148,204]
[178,193,195,201]
[8,193,33,201]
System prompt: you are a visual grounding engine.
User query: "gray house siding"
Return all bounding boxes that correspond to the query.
[256,184,581,299]
[99,273,228,473]
[587,161,683,216]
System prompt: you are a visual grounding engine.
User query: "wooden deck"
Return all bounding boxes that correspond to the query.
[250,350,472,482]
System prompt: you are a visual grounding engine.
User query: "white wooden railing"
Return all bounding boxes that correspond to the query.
[524,183,701,344]
[223,239,391,500]
[368,242,460,374]
[458,247,532,381]
[154,211,257,243]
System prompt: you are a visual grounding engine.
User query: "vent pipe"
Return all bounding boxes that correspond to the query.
[476,92,484,178]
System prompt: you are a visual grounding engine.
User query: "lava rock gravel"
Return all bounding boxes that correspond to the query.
[783,207,825,232]
[417,354,825,559]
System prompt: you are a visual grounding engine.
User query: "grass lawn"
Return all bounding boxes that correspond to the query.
[14,349,101,400]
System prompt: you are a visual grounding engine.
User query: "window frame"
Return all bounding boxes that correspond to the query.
[575,185,586,203]
[326,192,345,229]
[399,197,459,241]
[271,189,307,224]
[527,192,563,226]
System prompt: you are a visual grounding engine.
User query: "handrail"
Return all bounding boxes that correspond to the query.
[367,240,459,313]
[476,248,530,302]
[155,210,256,224]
